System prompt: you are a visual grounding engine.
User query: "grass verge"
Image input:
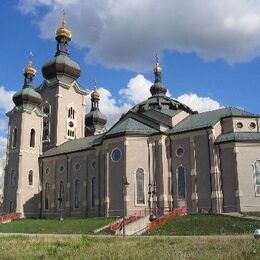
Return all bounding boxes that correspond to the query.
[0,218,115,234]
[147,214,260,236]
[0,235,259,259]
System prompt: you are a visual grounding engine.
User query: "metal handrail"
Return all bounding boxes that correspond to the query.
[148,207,187,231]
[0,213,21,224]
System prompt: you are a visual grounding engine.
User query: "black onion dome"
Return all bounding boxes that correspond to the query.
[42,54,81,80]
[13,88,42,107]
[85,110,107,128]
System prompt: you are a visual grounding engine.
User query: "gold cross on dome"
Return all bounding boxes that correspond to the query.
[155,53,160,65]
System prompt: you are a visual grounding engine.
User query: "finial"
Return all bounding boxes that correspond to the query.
[62,9,66,27]
[28,50,33,66]
[55,9,72,40]
[93,79,97,91]
[155,53,160,66]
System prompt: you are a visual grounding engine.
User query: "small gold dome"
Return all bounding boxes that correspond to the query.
[91,87,100,101]
[24,52,36,76]
[24,65,36,76]
[154,65,162,74]
[56,21,72,39]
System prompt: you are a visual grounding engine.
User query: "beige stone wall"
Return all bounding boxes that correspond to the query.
[235,144,260,212]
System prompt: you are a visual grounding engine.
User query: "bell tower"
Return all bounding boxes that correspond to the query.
[39,13,88,151]
[3,54,44,217]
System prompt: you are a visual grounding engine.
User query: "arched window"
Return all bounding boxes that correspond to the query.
[42,103,50,142]
[59,181,65,209]
[28,170,33,186]
[136,168,145,204]
[255,161,260,195]
[91,177,96,208]
[45,183,50,210]
[75,179,80,208]
[12,128,17,148]
[68,107,75,119]
[177,166,186,199]
[30,129,35,147]
[9,201,13,213]
[10,170,15,186]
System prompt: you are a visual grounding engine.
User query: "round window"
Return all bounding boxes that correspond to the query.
[236,122,243,129]
[176,147,184,158]
[91,161,96,169]
[74,163,80,170]
[69,121,74,127]
[249,122,256,130]
[111,148,122,162]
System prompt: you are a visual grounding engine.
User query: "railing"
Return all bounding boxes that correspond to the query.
[148,207,187,231]
[110,208,149,233]
[0,213,21,224]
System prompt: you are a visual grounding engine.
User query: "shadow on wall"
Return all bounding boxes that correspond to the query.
[23,192,41,218]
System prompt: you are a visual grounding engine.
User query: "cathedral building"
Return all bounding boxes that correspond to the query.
[2,18,260,218]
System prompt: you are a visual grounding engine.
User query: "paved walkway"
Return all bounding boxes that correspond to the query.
[0,233,253,239]
[221,212,260,221]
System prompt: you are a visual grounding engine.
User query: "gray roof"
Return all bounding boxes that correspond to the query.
[168,107,259,134]
[153,109,182,117]
[41,135,103,158]
[215,132,260,143]
[105,118,159,137]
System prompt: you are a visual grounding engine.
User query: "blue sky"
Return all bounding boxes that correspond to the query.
[1,0,260,188]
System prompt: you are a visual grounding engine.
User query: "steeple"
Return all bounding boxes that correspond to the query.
[13,52,42,107]
[55,10,72,56]
[42,11,81,81]
[85,80,107,136]
[150,54,167,96]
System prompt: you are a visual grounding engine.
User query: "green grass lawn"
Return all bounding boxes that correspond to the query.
[0,236,259,259]
[147,214,260,236]
[242,212,260,218]
[0,218,115,234]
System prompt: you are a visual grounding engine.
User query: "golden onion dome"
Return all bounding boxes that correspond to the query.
[56,21,72,39]
[24,52,36,76]
[91,87,100,101]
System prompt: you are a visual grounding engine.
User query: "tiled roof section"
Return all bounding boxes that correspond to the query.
[168,107,259,134]
[215,132,260,143]
[105,118,159,137]
[153,109,182,117]
[41,135,103,157]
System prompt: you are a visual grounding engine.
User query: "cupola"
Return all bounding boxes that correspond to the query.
[13,52,42,107]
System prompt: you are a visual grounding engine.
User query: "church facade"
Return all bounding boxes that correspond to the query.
[2,19,260,218]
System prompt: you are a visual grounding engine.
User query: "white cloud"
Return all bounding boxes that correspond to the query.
[177,93,221,112]
[18,0,260,70]
[0,86,15,113]
[119,74,152,104]
[85,74,221,128]
[86,87,131,128]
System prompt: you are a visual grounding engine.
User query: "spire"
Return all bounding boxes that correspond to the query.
[23,51,37,88]
[154,53,162,82]
[85,80,107,136]
[150,53,167,96]
[55,10,72,55]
